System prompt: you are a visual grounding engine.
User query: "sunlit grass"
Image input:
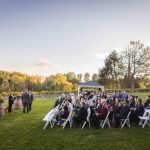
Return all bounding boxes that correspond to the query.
[0,94,150,150]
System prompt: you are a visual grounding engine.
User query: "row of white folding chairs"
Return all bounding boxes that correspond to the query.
[99,108,150,129]
[44,107,150,129]
[44,108,73,130]
[82,109,131,129]
[73,108,132,129]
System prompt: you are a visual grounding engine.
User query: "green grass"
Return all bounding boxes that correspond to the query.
[0,94,150,150]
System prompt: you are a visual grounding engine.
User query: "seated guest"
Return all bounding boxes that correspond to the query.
[75,96,84,108]
[108,96,116,123]
[114,100,130,128]
[88,97,96,108]
[60,104,70,119]
[144,95,150,109]
[113,98,123,128]
[95,99,102,112]
[88,96,96,116]
[130,98,144,124]
[57,99,71,124]
[118,90,123,99]
[107,96,116,109]
[92,99,108,127]
[75,101,87,127]
[122,91,128,101]
[120,101,130,119]
[129,95,136,108]
[75,98,80,108]
[66,99,73,112]
[54,94,65,107]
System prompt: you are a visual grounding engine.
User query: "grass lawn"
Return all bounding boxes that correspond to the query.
[0,94,150,150]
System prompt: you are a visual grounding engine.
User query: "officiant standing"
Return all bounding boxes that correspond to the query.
[8,91,16,114]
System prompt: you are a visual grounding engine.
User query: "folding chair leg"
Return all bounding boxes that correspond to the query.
[127,120,130,128]
[121,120,127,128]
[102,120,107,129]
[142,120,147,128]
[44,121,50,130]
[70,120,73,128]
[51,120,56,128]
[89,121,90,128]
[100,121,103,127]
[107,120,110,128]
[62,121,68,129]
[82,121,86,129]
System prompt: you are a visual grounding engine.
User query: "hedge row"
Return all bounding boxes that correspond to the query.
[1,88,150,97]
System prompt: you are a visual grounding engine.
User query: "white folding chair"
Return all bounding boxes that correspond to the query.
[51,109,59,128]
[43,105,59,130]
[139,109,150,128]
[61,110,73,129]
[120,111,131,128]
[100,111,110,129]
[82,107,91,129]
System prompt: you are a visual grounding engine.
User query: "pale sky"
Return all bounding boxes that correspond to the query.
[0,0,150,76]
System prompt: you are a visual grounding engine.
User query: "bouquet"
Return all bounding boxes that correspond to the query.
[15,93,21,100]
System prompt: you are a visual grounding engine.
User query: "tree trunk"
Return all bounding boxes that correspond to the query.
[130,77,135,89]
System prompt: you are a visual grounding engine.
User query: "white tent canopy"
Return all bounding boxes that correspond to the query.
[78,81,105,96]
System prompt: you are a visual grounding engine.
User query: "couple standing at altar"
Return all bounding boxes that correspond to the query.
[21,89,34,114]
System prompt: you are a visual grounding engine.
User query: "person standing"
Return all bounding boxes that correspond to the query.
[8,91,16,114]
[29,90,34,112]
[22,89,30,114]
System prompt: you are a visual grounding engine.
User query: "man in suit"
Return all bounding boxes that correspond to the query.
[92,99,108,127]
[22,89,30,113]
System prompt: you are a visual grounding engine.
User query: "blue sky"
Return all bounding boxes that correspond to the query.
[0,0,150,76]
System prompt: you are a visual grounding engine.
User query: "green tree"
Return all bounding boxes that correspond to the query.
[99,50,123,89]
[121,41,150,89]
[84,73,90,81]
[92,73,98,82]
[77,74,82,82]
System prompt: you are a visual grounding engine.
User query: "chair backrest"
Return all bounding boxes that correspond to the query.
[43,108,55,121]
[143,109,150,117]
[87,107,91,121]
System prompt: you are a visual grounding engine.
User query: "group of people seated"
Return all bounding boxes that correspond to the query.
[53,91,150,128]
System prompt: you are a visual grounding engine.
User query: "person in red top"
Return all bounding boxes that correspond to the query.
[92,99,108,127]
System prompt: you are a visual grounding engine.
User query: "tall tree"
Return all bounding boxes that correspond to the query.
[121,41,150,89]
[65,72,76,82]
[77,74,82,82]
[92,73,98,82]
[84,73,90,81]
[99,50,123,88]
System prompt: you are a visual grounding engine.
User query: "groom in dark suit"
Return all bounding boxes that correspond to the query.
[22,89,30,113]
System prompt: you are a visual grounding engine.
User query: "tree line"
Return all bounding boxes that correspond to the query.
[0,40,150,92]
[0,71,98,92]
